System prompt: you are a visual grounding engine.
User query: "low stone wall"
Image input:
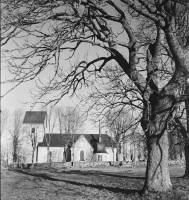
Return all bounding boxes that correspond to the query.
[72,161,110,168]
[16,161,134,169]
[12,159,185,170]
[34,161,134,168]
[24,161,112,169]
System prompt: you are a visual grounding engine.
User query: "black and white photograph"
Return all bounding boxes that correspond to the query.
[1,0,189,199]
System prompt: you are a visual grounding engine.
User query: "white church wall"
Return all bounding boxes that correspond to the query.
[37,146,64,163]
[18,124,45,164]
[25,123,45,143]
[92,147,117,162]
[50,147,64,162]
[72,135,94,162]
[37,147,47,163]
[94,153,107,162]
[35,124,46,143]
[106,147,117,162]
[37,135,117,163]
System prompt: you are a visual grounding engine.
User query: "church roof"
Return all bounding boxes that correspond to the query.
[38,133,116,148]
[23,111,47,124]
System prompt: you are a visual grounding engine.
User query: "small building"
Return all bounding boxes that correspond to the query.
[23,111,47,163]
[23,111,145,164]
[37,133,117,163]
[23,111,47,139]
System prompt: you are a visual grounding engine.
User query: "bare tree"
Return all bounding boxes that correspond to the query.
[1,109,9,136]
[1,145,7,166]
[9,108,25,164]
[62,106,83,135]
[54,106,65,134]
[105,108,137,162]
[167,124,183,161]
[42,105,57,163]
[61,106,84,163]
[25,125,38,165]
[2,0,189,194]
[173,84,189,177]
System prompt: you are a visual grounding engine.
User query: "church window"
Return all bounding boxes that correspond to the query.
[98,155,102,161]
[31,127,35,133]
[80,150,84,161]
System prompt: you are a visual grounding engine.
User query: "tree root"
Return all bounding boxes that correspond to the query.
[140,187,173,198]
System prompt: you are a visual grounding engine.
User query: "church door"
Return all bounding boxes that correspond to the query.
[80,150,84,161]
[98,155,102,161]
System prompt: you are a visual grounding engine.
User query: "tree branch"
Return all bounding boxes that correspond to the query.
[174,117,188,140]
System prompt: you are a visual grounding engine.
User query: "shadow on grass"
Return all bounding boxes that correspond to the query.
[50,168,145,180]
[11,169,141,195]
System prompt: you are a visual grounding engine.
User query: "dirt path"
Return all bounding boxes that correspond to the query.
[1,166,189,200]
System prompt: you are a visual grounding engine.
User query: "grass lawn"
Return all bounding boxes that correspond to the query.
[1,164,189,200]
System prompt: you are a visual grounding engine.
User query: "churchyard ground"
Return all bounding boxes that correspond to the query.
[1,165,189,200]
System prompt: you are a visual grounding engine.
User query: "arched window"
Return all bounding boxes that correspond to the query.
[80,150,84,161]
[31,127,35,133]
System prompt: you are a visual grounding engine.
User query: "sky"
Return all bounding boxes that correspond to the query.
[1,1,138,147]
[1,42,108,144]
[1,1,133,111]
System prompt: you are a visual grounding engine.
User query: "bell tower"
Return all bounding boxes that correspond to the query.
[94,120,107,161]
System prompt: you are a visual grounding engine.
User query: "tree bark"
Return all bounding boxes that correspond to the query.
[141,82,180,192]
[116,144,120,162]
[111,142,115,165]
[32,148,35,165]
[142,131,172,193]
[113,148,115,165]
[141,104,173,193]
[141,68,186,193]
[47,145,50,162]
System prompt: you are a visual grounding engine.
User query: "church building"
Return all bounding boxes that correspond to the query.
[37,133,117,163]
[23,111,144,164]
[23,111,117,163]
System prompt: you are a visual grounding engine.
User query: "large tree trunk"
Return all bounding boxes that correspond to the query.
[141,87,177,192]
[141,69,186,193]
[141,99,173,193]
[142,131,172,193]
